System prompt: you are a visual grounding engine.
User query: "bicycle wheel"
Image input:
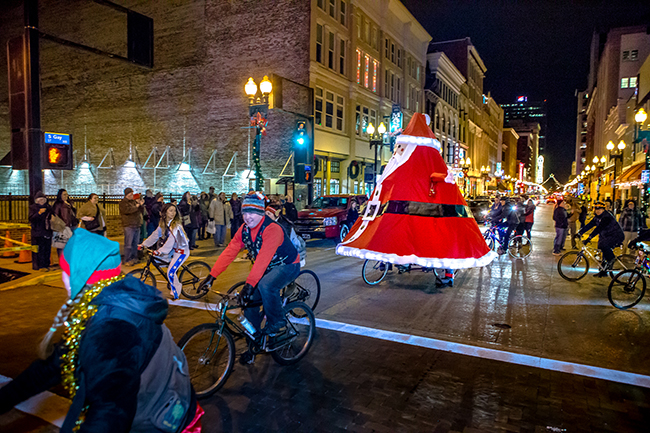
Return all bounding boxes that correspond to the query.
[608,254,636,279]
[483,231,495,250]
[508,235,532,259]
[362,259,389,285]
[178,323,235,398]
[557,251,589,281]
[283,269,321,314]
[271,302,316,366]
[608,269,646,310]
[179,261,212,300]
[127,268,157,289]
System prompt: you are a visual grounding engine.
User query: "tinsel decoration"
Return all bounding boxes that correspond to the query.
[60,274,125,430]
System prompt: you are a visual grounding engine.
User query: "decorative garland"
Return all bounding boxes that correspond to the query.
[349,160,360,179]
[60,274,125,430]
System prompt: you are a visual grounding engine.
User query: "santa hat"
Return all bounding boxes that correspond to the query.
[336,113,497,269]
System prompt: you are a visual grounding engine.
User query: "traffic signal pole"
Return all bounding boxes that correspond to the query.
[25,0,44,199]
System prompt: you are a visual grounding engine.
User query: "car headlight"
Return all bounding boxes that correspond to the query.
[323,217,337,226]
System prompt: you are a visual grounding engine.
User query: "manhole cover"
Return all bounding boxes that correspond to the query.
[492,323,512,329]
[0,268,29,284]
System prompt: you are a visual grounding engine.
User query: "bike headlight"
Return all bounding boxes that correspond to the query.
[323,217,337,226]
[481,210,488,215]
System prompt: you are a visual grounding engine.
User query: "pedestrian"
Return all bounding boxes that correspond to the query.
[576,201,625,277]
[579,202,588,228]
[208,186,216,202]
[0,229,203,431]
[567,200,579,249]
[209,192,233,247]
[523,198,535,239]
[552,200,569,256]
[28,191,52,271]
[229,192,243,236]
[140,203,190,299]
[119,187,144,266]
[346,199,360,228]
[78,193,107,236]
[501,199,520,253]
[618,200,642,255]
[149,192,164,236]
[179,191,198,250]
[51,189,78,261]
[282,195,298,222]
[199,192,210,240]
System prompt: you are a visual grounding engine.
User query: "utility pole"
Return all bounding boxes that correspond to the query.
[25,0,43,199]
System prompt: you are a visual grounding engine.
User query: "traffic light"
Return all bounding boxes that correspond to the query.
[295,164,312,184]
[295,120,308,147]
[43,132,73,170]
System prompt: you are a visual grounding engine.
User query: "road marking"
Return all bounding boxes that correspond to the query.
[170,298,650,388]
[0,374,69,427]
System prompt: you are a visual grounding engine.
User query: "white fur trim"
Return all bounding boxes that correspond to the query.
[395,134,441,151]
[335,245,498,269]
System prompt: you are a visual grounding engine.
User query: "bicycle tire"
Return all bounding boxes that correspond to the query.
[483,231,495,250]
[508,235,532,259]
[178,323,235,398]
[127,268,157,289]
[284,269,321,314]
[557,251,589,281]
[607,254,636,279]
[362,259,389,285]
[271,302,316,366]
[180,261,212,299]
[608,269,646,310]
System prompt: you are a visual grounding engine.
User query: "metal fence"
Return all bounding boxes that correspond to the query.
[0,193,185,222]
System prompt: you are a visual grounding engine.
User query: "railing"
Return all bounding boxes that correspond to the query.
[0,193,185,222]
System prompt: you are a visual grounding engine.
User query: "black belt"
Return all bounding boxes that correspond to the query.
[369,200,472,218]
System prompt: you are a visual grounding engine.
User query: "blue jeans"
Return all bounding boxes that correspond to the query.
[244,262,300,331]
[553,227,567,254]
[213,224,227,247]
[123,226,140,263]
[187,227,197,248]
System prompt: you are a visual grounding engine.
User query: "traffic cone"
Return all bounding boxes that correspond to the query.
[16,234,32,263]
[2,231,18,258]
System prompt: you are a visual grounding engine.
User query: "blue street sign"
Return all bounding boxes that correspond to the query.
[44,132,70,145]
[390,105,402,133]
[578,183,584,195]
[642,170,650,184]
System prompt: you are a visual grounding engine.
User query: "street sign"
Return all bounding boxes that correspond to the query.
[642,170,650,184]
[43,132,73,170]
[578,183,584,195]
[390,104,402,133]
[44,132,70,145]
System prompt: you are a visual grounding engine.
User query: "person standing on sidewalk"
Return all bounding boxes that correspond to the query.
[579,202,588,229]
[567,200,579,249]
[119,188,144,266]
[618,200,642,255]
[179,192,198,250]
[576,201,625,277]
[51,189,78,261]
[148,192,164,236]
[552,200,569,255]
[199,192,210,240]
[523,198,535,240]
[78,193,107,236]
[28,191,52,271]
[209,192,233,247]
[229,193,243,236]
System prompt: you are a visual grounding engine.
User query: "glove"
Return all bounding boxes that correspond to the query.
[152,250,161,256]
[238,283,255,306]
[199,275,215,292]
[137,244,143,250]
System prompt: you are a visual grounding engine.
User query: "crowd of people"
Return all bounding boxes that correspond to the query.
[486,195,537,254]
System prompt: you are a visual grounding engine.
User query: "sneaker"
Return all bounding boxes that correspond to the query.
[497,247,505,255]
[552,252,561,256]
[239,351,255,365]
[593,270,608,278]
[436,280,453,288]
[263,320,287,337]
[39,267,50,272]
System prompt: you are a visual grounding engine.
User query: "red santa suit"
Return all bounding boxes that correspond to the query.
[336,113,497,269]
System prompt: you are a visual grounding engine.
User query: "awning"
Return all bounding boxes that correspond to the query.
[276,177,294,185]
[616,161,645,187]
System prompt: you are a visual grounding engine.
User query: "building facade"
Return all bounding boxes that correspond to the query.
[501,96,546,181]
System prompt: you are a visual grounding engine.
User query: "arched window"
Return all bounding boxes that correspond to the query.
[441,115,446,134]
[435,110,440,130]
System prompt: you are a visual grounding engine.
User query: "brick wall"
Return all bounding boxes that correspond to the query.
[0,0,311,196]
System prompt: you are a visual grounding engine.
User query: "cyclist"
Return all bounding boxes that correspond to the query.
[139,203,190,299]
[201,192,300,359]
[575,201,624,277]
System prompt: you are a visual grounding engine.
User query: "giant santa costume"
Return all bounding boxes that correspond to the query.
[336,113,497,269]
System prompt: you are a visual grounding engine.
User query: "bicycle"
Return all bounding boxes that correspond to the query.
[557,239,634,282]
[607,243,650,309]
[177,282,316,398]
[361,261,459,286]
[127,247,212,299]
[482,222,532,259]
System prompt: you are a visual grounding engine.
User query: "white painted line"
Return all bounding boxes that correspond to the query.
[0,374,70,427]
[171,298,650,388]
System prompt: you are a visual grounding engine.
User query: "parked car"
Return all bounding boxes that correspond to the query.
[468,198,492,223]
[294,194,368,243]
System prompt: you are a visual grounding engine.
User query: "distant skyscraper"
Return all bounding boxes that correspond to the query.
[501,97,548,157]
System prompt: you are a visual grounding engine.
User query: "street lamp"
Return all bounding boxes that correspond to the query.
[368,122,387,186]
[460,157,471,197]
[606,140,625,212]
[245,76,273,191]
[635,108,650,217]
[480,165,490,194]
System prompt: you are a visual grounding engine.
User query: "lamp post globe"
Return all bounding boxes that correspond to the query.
[636,108,647,124]
[618,140,626,151]
[377,122,386,135]
[600,156,607,164]
[259,75,272,95]
[606,141,614,151]
[366,122,375,136]
[245,77,257,97]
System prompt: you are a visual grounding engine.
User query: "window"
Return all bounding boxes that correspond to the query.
[371,26,377,50]
[372,60,378,92]
[316,25,323,63]
[385,38,389,58]
[356,49,361,84]
[328,32,335,69]
[331,161,340,173]
[314,178,322,197]
[630,77,638,88]
[340,1,346,26]
[391,43,395,63]
[330,179,340,194]
[416,65,420,82]
[406,85,410,109]
[354,181,358,194]
[315,88,323,126]
[631,50,638,61]
[362,107,369,134]
[356,13,361,39]
[621,78,629,89]
[407,57,411,76]
[339,39,346,75]
[622,50,629,61]
[356,105,361,135]
[364,55,370,88]
[396,78,401,104]
[364,18,370,42]
[336,96,344,131]
[325,91,334,128]
[447,142,454,165]
[384,69,389,97]
[397,49,402,68]
[329,0,335,18]
[370,109,376,132]
[390,73,395,101]
[317,0,324,10]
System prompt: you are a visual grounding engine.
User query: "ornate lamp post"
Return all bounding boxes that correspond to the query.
[606,140,625,212]
[245,76,273,191]
[367,122,387,187]
[635,108,650,217]
[480,165,490,195]
[460,157,471,197]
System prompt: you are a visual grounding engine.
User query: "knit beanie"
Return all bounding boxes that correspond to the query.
[242,192,266,216]
[60,229,122,299]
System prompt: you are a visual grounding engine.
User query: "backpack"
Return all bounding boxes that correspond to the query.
[289,227,307,267]
[131,325,192,432]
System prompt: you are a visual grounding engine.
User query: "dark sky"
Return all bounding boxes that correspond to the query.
[401,0,650,183]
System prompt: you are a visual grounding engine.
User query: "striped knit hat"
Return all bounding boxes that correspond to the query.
[242,191,266,215]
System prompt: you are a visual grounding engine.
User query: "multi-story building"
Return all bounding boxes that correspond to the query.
[501,128,519,179]
[574,91,589,176]
[501,97,547,156]
[507,119,540,182]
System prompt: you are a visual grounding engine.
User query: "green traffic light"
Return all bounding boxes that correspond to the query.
[297,137,305,145]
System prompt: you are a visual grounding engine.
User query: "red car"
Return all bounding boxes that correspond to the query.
[294,194,368,242]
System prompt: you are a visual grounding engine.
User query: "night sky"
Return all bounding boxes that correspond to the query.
[401,0,650,183]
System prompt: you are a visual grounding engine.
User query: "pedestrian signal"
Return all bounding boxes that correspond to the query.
[43,132,73,170]
[295,120,307,147]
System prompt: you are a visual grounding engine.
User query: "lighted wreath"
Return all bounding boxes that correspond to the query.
[349,160,360,179]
